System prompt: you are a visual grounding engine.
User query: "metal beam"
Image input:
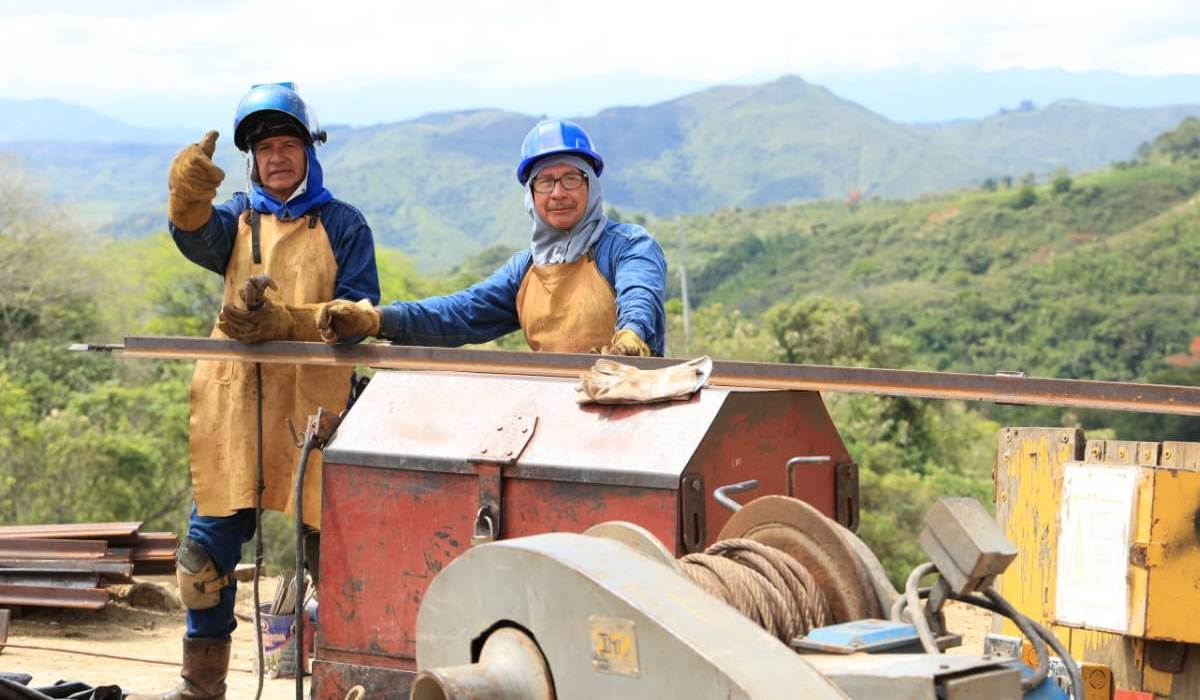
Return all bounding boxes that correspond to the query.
[0,584,108,609]
[0,538,106,560]
[71,336,1200,416]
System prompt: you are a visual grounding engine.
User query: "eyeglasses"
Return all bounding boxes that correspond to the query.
[530,172,587,194]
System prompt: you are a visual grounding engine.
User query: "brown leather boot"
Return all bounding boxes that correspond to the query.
[128,636,231,700]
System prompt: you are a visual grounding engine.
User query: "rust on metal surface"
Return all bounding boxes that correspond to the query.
[0,571,101,588]
[90,336,1200,415]
[0,522,142,543]
[0,559,133,578]
[0,583,108,609]
[0,538,106,560]
[102,547,132,562]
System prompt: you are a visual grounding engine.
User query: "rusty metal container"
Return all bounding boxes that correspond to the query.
[312,370,857,698]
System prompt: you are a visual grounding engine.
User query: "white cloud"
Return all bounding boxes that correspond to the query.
[0,0,1197,114]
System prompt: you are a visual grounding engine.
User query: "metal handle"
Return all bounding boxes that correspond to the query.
[713,480,759,513]
[786,455,831,497]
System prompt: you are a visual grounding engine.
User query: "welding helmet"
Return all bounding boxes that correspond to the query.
[233,82,327,152]
[516,119,604,185]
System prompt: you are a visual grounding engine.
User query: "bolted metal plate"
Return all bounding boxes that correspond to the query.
[584,521,682,573]
[470,414,537,465]
[718,495,881,622]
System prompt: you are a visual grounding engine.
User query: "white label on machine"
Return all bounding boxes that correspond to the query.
[1054,463,1136,633]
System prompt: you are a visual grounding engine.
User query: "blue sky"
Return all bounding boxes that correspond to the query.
[2,0,1199,127]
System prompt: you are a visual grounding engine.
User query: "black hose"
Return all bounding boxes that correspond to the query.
[253,363,265,700]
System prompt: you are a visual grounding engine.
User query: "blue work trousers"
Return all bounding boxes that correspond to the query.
[185,505,257,639]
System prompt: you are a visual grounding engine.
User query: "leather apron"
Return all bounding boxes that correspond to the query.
[188,210,351,528]
[515,254,617,352]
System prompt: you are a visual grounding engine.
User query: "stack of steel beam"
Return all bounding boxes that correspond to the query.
[0,522,178,609]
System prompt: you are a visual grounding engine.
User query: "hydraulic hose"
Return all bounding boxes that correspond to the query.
[903,563,940,655]
[291,407,341,700]
[293,430,317,700]
[949,589,1077,699]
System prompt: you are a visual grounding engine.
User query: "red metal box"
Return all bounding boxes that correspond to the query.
[313,370,855,698]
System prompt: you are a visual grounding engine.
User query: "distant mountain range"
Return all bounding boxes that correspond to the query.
[2,76,1198,269]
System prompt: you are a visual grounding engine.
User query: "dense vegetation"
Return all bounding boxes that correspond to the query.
[1,119,1198,580]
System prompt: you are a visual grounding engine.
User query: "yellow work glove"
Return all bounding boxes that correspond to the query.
[594,328,651,357]
[575,356,713,405]
[317,299,381,344]
[168,130,225,231]
[217,282,324,343]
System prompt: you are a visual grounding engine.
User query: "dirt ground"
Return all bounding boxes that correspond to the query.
[943,599,996,654]
[1,577,307,699]
[1,578,995,698]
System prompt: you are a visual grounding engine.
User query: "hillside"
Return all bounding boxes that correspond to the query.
[660,126,1200,385]
[2,76,1198,269]
[0,98,191,143]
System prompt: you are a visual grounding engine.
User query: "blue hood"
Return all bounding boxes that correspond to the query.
[249,142,333,220]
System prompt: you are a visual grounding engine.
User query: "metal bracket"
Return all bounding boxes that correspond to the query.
[713,480,759,513]
[785,455,832,498]
[469,415,537,546]
[680,474,706,554]
[835,462,860,532]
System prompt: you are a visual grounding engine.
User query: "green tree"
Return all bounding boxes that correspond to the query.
[1011,184,1038,209]
[1051,166,1072,194]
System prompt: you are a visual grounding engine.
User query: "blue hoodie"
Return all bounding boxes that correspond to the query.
[378,220,667,356]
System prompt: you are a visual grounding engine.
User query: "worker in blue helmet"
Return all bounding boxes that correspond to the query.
[317,118,667,356]
[128,83,379,700]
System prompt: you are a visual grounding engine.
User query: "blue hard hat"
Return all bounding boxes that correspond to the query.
[233,82,327,152]
[516,119,604,185]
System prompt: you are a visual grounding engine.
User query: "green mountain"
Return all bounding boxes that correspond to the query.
[2,76,1197,269]
[660,119,1200,385]
[0,98,192,143]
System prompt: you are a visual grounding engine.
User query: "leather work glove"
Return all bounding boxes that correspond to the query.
[575,356,713,405]
[317,299,382,344]
[217,277,323,343]
[168,130,225,231]
[593,328,651,357]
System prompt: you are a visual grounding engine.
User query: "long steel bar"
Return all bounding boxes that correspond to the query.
[71,337,1200,416]
[0,521,142,543]
[0,583,108,609]
[0,538,107,560]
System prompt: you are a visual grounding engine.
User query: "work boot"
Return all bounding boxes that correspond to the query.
[127,636,231,700]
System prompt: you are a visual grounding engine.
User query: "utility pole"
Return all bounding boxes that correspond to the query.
[678,220,691,356]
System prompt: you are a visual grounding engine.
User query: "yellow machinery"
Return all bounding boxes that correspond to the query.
[997,428,1200,699]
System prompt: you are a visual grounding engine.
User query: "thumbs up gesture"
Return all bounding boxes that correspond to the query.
[168,130,226,231]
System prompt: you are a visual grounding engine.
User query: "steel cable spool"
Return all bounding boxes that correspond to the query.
[671,495,885,644]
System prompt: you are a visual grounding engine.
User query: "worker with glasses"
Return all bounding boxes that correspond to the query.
[317,118,667,356]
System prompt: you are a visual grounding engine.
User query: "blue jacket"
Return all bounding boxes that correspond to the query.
[170,192,381,307]
[379,221,667,355]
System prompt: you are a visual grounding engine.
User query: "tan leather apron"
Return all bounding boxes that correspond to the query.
[188,210,351,528]
[515,254,617,352]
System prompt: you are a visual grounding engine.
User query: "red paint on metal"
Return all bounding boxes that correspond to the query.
[312,658,414,700]
[319,464,674,662]
[694,391,851,541]
[314,371,854,697]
